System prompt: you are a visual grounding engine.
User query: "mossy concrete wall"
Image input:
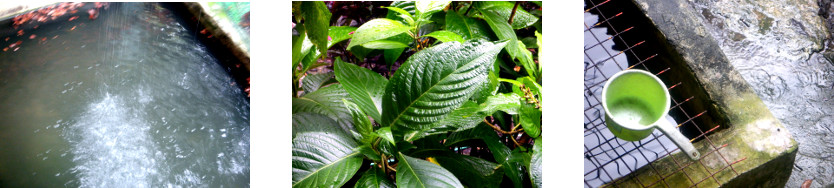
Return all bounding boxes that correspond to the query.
[607,0,799,186]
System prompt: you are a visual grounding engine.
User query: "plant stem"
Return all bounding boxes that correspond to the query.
[464,2,473,16]
[484,119,524,134]
[508,1,519,24]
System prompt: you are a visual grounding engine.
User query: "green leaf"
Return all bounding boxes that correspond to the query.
[376,127,395,145]
[292,84,356,137]
[384,33,413,67]
[470,62,500,103]
[530,137,542,188]
[416,1,451,17]
[355,168,395,188]
[384,6,415,25]
[357,144,382,162]
[382,40,508,132]
[386,1,417,27]
[292,112,338,139]
[423,31,464,43]
[535,30,542,75]
[406,93,522,141]
[328,26,358,48]
[445,9,496,41]
[396,153,463,188]
[384,48,406,67]
[292,26,312,68]
[348,19,412,50]
[301,72,334,95]
[362,40,410,49]
[344,99,373,142]
[519,103,541,138]
[410,151,504,188]
[474,124,526,188]
[292,114,362,188]
[479,6,539,79]
[475,1,539,30]
[334,60,388,121]
[300,1,332,54]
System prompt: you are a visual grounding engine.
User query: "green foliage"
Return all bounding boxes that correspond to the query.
[396,153,463,188]
[334,59,388,121]
[300,1,332,55]
[292,111,362,188]
[292,1,542,187]
[382,40,507,131]
[356,167,396,188]
[348,19,412,50]
[422,31,464,43]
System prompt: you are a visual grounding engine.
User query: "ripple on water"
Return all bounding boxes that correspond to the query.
[64,93,159,187]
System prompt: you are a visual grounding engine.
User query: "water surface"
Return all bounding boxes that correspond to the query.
[0,3,249,187]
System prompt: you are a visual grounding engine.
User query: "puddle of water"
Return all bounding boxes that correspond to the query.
[0,3,248,187]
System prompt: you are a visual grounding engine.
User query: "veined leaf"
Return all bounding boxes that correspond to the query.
[479,7,539,79]
[382,40,508,132]
[292,113,362,188]
[301,72,334,95]
[292,84,356,137]
[531,137,542,188]
[328,26,358,48]
[416,1,451,17]
[396,153,463,188]
[520,103,541,138]
[334,60,388,121]
[410,150,504,188]
[470,61,500,103]
[348,19,412,50]
[445,9,496,41]
[362,40,410,49]
[355,167,395,188]
[376,127,395,145]
[300,1,332,54]
[344,99,373,142]
[475,1,539,30]
[423,31,464,43]
[292,112,338,139]
[405,93,522,141]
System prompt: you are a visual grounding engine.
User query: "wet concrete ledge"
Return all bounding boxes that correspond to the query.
[606,0,799,187]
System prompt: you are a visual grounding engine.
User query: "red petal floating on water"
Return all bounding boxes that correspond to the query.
[69,16,78,21]
[70,26,76,31]
[2,48,7,52]
[29,34,36,39]
[17,30,24,36]
[4,37,8,41]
